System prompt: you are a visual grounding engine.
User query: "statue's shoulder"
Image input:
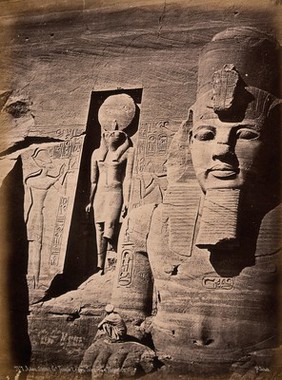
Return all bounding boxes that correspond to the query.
[125,145,134,157]
[90,147,100,160]
[256,203,282,258]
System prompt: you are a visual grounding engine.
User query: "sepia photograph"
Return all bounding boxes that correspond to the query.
[0,0,281,379]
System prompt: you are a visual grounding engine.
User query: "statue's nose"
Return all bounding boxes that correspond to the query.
[212,142,232,160]
[212,129,235,160]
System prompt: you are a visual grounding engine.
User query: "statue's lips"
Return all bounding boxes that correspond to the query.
[208,165,239,179]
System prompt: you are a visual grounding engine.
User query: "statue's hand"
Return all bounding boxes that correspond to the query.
[121,204,128,218]
[85,203,93,213]
[78,338,156,378]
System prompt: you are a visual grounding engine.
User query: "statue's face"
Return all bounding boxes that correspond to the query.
[104,130,124,145]
[189,116,267,193]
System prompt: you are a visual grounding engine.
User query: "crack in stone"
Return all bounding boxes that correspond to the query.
[158,0,167,37]
[0,136,65,158]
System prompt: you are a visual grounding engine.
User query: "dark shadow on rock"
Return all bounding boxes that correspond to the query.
[0,157,31,372]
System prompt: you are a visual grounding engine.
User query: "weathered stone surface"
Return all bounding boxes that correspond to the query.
[1,2,280,143]
[22,137,84,301]
[27,271,116,371]
[79,339,156,378]
[0,1,281,379]
[0,91,35,153]
[28,314,98,369]
[33,270,115,316]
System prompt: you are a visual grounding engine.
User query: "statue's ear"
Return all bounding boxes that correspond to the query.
[187,108,194,145]
[267,99,281,160]
[267,98,282,121]
[263,99,282,203]
[264,99,281,149]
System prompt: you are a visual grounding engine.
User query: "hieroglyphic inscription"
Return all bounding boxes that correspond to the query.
[146,135,157,156]
[131,121,175,208]
[202,277,234,290]
[118,248,134,287]
[50,196,69,266]
[28,126,85,140]
[157,133,168,153]
[50,138,83,159]
[55,127,85,140]
[48,138,83,272]
[137,121,171,173]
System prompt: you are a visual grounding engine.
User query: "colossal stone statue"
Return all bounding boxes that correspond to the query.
[86,94,135,273]
[84,27,281,377]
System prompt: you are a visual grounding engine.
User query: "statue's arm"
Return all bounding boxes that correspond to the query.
[121,147,134,217]
[97,318,105,329]
[85,151,98,212]
[97,314,113,329]
[115,133,130,159]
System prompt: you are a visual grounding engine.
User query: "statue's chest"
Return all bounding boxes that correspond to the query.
[147,203,280,306]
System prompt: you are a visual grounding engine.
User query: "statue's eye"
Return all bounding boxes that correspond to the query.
[193,128,215,141]
[236,129,260,140]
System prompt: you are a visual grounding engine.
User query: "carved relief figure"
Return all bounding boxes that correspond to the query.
[132,122,172,208]
[25,148,66,288]
[23,137,84,299]
[86,94,135,274]
[87,27,281,377]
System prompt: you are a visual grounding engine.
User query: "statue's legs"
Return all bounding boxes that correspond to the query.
[103,221,115,241]
[27,240,42,288]
[95,222,108,273]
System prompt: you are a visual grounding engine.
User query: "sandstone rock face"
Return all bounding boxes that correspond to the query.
[23,138,84,302]
[79,339,156,378]
[0,1,281,379]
